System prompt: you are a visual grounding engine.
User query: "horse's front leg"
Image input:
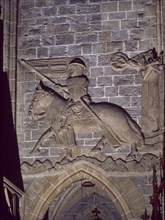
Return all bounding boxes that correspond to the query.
[30,127,53,154]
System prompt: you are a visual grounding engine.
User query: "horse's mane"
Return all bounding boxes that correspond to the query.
[40,84,68,124]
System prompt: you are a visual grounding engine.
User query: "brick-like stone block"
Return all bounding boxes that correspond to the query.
[42,35,54,46]
[35,0,49,7]
[20,37,41,49]
[119,86,141,96]
[105,86,118,96]
[97,76,112,86]
[90,23,102,31]
[125,40,138,51]
[56,33,74,45]
[104,67,122,75]
[111,30,129,41]
[114,75,134,86]
[127,11,137,18]
[58,5,75,15]
[77,133,92,138]
[122,68,137,75]
[109,12,126,20]
[43,7,57,16]
[28,8,42,18]
[70,23,90,32]
[50,46,67,56]
[77,4,100,14]
[87,14,101,23]
[121,19,137,29]
[135,75,142,84]
[93,43,107,53]
[88,87,104,97]
[47,24,69,33]
[130,28,144,40]
[68,15,86,23]
[91,67,103,77]
[102,2,117,12]
[119,1,132,11]
[131,96,141,107]
[144,27,157,38]
[88,78,97,87]
[50,0,67,5]
[106,42,123,53]
[98,54,111,66]
[76,33,97,43]
[98,31,111,42]
[102,20,120,30]
[37,47,48,58]
[70,0,87,4]
[68,45,81,55]
[81,44,92,54]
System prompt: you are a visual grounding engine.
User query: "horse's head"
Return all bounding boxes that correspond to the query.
[28,81,55,120]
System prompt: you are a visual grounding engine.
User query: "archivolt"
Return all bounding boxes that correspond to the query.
[27,161,145,220]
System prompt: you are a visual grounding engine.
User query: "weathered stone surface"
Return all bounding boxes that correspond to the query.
[130,28,144,40]
[102,2,117,12]
[58,5,75,15]
[119,86,141,96]
[68,45,81,55]
[114,75,134,86]
[16,2,161,219]
[56,33,74,45]
[49,46,67,56]
[105,87,118,97]
[119,1,132,11]
[35,0,48,7]
[88,87,104,97]
[76,33,97,43]
[47,24,69,33]
[97,76,112,86]
[109,97,131,107]
[37,47,48,58]
[43,7,57,16]
[81,44,92,54]
[20,37,41,49]
[77,4,100,14]
[109,12,126,20]
[125,40,138,51]
[111,30,129,41]
[102,20,119,30]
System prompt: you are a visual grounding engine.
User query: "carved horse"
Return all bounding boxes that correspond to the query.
[29,81,144,153]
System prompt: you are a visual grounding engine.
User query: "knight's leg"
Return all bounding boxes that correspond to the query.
[30,128,53,154]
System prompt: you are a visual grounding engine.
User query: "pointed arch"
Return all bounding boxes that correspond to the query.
[27,161,145,220]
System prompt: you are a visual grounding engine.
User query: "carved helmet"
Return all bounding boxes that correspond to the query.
[68,57,88,77]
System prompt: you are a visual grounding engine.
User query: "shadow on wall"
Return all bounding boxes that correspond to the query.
[0,19,24,220]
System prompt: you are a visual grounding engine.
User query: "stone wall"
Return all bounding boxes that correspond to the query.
[17,0,158,162]
[16,0,163,219]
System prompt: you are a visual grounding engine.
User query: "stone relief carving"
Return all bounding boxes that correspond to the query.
[28,57,144,155]
[21,152,160,175]
[110,48,164,145]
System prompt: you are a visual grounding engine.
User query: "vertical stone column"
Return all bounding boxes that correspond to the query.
[2,0,18,124]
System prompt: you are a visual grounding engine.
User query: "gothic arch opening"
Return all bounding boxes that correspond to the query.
[27,161,145,220]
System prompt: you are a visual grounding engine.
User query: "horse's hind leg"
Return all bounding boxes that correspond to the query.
[92,136,105,152]
[30,128,53,154]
